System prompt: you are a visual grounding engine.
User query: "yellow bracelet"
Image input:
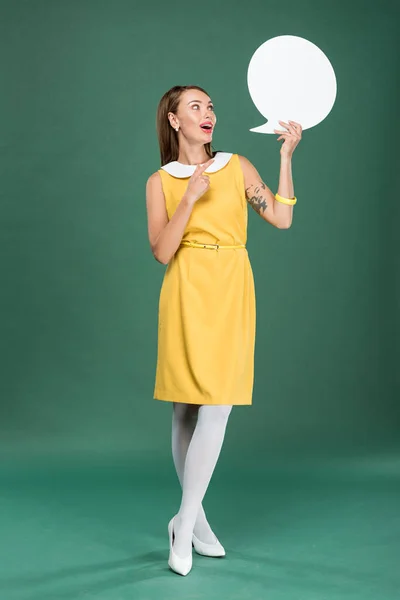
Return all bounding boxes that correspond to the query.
[275,193,297,206]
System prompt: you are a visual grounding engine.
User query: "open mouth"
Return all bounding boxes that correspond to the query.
[200,124,213,133]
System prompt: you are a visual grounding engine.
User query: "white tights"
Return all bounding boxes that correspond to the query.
[171,402,232,558]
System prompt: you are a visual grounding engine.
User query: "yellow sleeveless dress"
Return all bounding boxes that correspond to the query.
[153,152,256,405]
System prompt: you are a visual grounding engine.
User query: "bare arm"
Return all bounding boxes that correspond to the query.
[274,155,294,228]
[238,155,294,229]
[145,172,194,265]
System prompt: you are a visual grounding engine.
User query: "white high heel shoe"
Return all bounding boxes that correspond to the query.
[192,531,226,557]
[168,516,193,576]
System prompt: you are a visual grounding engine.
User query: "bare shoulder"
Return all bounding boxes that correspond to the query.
[146,170,165,202]
[236,154,251,167]
[146,170,165,209]
[145,169,168,257]
[237,154,261,176]
[146,170,162,187]
[236,156,264,190]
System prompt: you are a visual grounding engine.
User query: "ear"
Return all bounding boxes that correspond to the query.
[167,112,177,128]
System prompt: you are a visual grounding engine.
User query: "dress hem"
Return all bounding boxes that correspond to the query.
[153,388,252,406]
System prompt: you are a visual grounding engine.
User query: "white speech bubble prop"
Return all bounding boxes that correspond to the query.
[247,35,337,133]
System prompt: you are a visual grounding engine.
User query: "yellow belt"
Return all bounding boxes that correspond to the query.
[179,240,246,251]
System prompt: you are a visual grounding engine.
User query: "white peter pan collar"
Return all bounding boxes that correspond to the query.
[161,152,233,178]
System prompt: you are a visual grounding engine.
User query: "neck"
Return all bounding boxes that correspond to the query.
[176,141,213,165]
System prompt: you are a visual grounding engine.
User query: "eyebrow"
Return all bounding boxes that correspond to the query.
[187,100,213,105]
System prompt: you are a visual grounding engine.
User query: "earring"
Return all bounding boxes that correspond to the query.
[175,127,179,132]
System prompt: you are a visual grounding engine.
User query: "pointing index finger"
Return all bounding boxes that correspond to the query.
[197,158,214,174]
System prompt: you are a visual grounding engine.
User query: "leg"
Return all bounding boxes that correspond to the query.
[172,404,233,558]
[171,403,217,544]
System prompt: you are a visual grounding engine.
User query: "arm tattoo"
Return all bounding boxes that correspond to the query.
[245,181,268,215]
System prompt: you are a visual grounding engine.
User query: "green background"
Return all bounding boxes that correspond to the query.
[0,1,399,598]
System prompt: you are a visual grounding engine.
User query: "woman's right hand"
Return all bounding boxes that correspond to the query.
[184,158,215,204]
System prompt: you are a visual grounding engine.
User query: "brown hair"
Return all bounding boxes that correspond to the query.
[156,85,217,166]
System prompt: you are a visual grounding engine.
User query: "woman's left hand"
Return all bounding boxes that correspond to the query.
[274,120,302,157]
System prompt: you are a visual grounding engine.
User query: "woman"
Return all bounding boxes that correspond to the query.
[145,85,302,576]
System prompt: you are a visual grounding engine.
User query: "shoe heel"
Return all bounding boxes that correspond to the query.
[168,516,193,576]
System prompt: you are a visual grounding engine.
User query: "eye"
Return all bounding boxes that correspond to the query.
[191,103,214,111]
